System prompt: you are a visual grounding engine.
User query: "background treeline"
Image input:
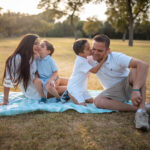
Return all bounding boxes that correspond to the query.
[0,11,150,40]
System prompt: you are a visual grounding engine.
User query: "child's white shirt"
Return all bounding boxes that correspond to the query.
[67,55,93,103]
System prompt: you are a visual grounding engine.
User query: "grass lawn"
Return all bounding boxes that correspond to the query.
[0,37,150,150]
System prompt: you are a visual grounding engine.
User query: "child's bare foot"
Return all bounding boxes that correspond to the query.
[85,98,93,103]
[79,102,87,106]
[0,100,8,106]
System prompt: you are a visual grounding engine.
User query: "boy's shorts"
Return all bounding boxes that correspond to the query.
[98,76,132,103]
[41,76,59,88]
[41,76,59,98]
[68,89,92,103]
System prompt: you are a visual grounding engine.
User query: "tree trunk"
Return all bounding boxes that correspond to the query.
[128,18,134,46]
[70,14,77,40]
[146,34,149,40]
[122,32,126,41]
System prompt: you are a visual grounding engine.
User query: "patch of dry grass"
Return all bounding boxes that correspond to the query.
[0,37,150,150]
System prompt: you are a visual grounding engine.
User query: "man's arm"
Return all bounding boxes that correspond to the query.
[129,58,149,106]
[129,58,149,89]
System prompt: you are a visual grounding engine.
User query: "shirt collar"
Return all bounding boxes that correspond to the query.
[40,55,50,61]
[105,53,110,64]
[77,55,87,60]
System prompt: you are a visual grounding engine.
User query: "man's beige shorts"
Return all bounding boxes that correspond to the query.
[98,76,132,103]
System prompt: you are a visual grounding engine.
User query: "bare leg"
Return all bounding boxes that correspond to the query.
[47,77,68,98]
[94,97,137,112]
[94,68,146,112]
[33,78,45,98]
[85,98,94,103]
[55,77,68,86]
[56,86,67,96]
[47,86,67,98]
[45,84,60,98]
[68,92,86,106]
[129,69,146,109]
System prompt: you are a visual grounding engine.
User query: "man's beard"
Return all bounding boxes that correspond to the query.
[92,55,103,63]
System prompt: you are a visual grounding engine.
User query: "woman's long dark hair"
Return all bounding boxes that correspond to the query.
[3,34,39,91]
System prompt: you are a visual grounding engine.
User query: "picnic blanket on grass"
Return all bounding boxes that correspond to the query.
[0,90,132,116]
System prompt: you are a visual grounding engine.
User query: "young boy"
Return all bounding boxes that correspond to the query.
[33,40,60,103]
[64,39,107,106]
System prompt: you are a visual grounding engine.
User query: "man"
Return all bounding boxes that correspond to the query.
[88,34,150,131]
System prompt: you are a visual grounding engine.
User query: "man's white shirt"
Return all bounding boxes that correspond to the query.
[87,52,132,90]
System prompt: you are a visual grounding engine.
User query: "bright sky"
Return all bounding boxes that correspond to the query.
[0,0,107,21]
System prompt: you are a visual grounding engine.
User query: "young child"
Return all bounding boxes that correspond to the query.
[33,40,61,103]
[65,39,107,106]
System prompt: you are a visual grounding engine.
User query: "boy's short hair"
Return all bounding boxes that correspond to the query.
[73,39,87,55]
[43,40,54,56]
[93,34,110,49]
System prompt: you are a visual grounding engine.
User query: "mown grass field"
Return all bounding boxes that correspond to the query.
[0,37,150,150]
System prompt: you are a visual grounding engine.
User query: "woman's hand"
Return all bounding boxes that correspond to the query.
[0,87,10,106]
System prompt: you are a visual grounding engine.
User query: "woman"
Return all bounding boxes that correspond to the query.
[0,33,41,105]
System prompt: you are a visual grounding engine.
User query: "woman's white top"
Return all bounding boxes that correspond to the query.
[4,54,41,100]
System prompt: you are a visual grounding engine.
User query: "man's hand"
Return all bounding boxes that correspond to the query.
[131,91,142,107]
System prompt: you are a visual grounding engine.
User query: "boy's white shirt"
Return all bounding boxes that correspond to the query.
[67,55,93,95]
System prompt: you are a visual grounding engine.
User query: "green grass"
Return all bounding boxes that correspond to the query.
[0,37,150,150]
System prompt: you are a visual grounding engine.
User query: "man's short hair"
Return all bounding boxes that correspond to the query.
[73,39,87,55]
[93,34,110,49]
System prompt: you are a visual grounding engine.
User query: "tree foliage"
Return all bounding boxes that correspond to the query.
[0,2,150,41]
[104,0,150,46]
[38,0,91,39]
[83,17,102,37]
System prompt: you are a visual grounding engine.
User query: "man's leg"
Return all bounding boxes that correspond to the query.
[128,68,149,130]
[94,68,149,130]
[94,96,137,112]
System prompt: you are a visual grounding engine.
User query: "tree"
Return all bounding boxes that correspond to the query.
[96,0,150,46]
[38,0,91,39]
[135,20,150,40]
[106,5,128,41]
[83,17,102,38]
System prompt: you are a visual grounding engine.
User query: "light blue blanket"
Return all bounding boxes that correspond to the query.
[0,90,128,116]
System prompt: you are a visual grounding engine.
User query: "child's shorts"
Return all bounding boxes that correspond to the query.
[68,89,92,103]
[41,76,59,88]
[41,78,49,88]
[40,76,59,97]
